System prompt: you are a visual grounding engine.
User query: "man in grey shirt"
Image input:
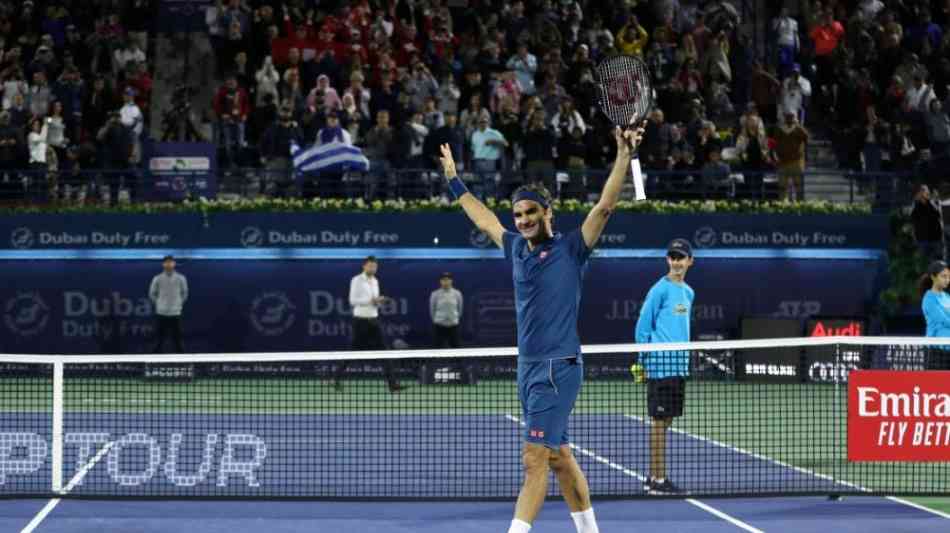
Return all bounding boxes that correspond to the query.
[149,255,188,353]
[430,272,463,348]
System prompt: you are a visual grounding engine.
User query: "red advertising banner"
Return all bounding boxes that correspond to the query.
[848,371,950,461]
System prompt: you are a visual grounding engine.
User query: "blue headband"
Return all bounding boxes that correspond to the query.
[512,190,549,209]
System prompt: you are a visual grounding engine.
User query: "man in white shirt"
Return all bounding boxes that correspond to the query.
[120,87,144,163]
[333,256,405,392]
[777,64,812,123]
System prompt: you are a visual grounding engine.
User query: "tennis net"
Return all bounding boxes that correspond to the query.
[0,336,948,500]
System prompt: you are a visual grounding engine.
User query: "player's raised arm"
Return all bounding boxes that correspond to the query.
[439,143,506,249]
[581,124,646,249]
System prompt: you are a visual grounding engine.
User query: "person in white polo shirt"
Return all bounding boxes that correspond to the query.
[333,256,405,392]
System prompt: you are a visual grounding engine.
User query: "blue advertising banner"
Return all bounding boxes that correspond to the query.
[147,142,217,201]
[0,256,884,356]
[0,213,889,251]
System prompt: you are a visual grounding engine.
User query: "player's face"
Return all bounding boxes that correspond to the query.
[513,200,552,241]
[933,269,950,291]
[667,253,693,278]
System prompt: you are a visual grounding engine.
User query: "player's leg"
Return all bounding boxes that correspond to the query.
[548,358,599,532]
[649,416,671,481]
[511,442,552,528]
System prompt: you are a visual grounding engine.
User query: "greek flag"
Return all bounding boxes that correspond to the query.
[291,141,370,174]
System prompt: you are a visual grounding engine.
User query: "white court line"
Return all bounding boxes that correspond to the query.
[504,414,763,532]
[624,414,950,520]
[20,441,115,533]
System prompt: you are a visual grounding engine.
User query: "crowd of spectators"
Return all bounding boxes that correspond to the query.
[205,0,768,200]
[0,0,152,203]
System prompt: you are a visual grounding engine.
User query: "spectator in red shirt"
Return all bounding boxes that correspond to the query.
[810,9,845,114]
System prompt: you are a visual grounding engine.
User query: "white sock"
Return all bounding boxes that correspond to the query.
[571,508,600,533]
[508,518,531,533]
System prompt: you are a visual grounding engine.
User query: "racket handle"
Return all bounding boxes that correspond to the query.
[630,157,646,201]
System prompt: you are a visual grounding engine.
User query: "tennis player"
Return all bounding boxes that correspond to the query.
[439,123,644,533]
[634,238,695,494]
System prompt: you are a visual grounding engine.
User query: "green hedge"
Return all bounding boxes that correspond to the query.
[1,197,873,215]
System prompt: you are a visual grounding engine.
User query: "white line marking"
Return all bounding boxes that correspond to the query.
[504,414,763,531]
[687,498,766,533]
[624,414,864,491]
[624,414,950,519]
[886,497,950,520]
[20,441,114,533]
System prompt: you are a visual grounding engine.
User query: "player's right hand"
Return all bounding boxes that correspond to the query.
[439,143,457,178]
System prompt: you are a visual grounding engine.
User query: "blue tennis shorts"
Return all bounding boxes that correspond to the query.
[517,357,583,450]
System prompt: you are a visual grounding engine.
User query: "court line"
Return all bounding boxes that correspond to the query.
[20,441,114,533]
[624,414,950,520]
[504,414,763,532]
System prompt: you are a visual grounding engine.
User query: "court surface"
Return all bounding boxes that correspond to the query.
[2,494,949,532]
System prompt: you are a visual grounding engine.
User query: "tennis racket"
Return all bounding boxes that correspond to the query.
[596,55,654,201]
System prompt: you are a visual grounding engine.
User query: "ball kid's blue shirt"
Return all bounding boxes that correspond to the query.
[635,276,694,379]
[503,229,592,363]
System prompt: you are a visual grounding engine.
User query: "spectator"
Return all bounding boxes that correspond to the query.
[557,125,590,200]
[777,64,812,123]
[550,97,585,139]
[774,111,809,201]
[0,112,22,200]
[82,76,115,140]
[491,69,523,114]
[96,111,133,204]
[421,96,445,131]
[735,105,770,173]
[404,61,439,113]
[113,38,146,77]
[522,111,557,192]
[307,74,342,113]
[309,111,353,198]
[343,70,372,120]
[119,87,144,163]
[430,272,463,349]
[339,92,367,141]
[247,92,277,148]
[46,101,68,164]
[641,109,673,169]
[810,9,845,111]
[905,74,937,114]
[255,56,280,107]
[425,112,464,182]
[470,115,508,199]
[259,104,303,196]
[912,184,945,261]
[701,148,733,197]
[772,7,799,74]
[2,68,28,110]
[362,109,396,200]
[616,16,649,57]
[28,71,52,119]
[395,110,430,196]
[926,99,950,158]
[149,255,188,354]
[859,106,889,173]
[27,117,50,199]
[436,71,461,116]
[506,43,537,96]
[459,93,491,140]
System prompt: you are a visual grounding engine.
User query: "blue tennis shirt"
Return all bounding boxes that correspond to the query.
[635,276,694,379]
[503,229,592,363]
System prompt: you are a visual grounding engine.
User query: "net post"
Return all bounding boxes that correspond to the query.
[51,361,64,494]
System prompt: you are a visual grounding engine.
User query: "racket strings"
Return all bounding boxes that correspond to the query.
[597,56,653,126]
